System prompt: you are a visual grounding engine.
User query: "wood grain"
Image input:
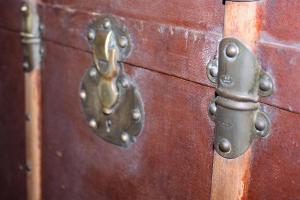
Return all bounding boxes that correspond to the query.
[210,2,261,200]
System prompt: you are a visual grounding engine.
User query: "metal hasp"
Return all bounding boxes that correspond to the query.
[207,38,274,159]
[20,2,43,72]
[79,16,144,147]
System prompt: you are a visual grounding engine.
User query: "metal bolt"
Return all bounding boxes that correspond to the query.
[89,119,97,129]
[87,29,96,41]
[121,132,130,143]
[120,77,129,88]
[255,116,267,132]
[79,90,87,100]
[89,68,98,78]
[23,61,29,70]
[226,44,238,58]
[103,18,111,29]
[39,46,45,56]
[209,102,217,116]
[118,36,128,48]
[20,3,29,14]
[39,24,45,33]
[219,139,231,153]
[209,65,218,77]
[132,109,141,121]
[259,75,272,92]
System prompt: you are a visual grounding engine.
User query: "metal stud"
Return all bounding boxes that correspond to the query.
[103,18,111,29]
[89,68,98,78]
[255,116,266,132]
[118,36,128,48]
[209,102,217,116]
[23,61,30,70]
[87,29,96,41]
[20,3,29,14]
[120,77,129,88]
[89,119,97,129]
[225,43,239,58]
[79,90,87,100]
[121,132,130,143]
[219,139,231,153]
[132,109,141,121]
[259,75,272,92]
[209,65,218,77]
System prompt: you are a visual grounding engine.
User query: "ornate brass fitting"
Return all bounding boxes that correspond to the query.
[80,16,144,147]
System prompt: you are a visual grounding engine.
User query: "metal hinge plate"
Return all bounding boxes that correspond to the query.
[20,2,43,72]
[207,38,274,159]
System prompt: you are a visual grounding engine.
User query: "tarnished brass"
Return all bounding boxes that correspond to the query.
[80,16,144,147]
[207,38,274,159]
[20,2,42,72]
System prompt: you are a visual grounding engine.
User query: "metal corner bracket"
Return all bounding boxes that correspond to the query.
[79,16,144,147]
[20,1,43,72]
[207,37,274,159]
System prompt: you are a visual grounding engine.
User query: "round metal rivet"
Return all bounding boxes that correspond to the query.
[79,90,87,100]
[209,102,217,116]
[255,116,267,132]
[118,36,128,48]
[20,4,29,13]
[89,68,98,78]
[209,66,218,77]
[89,119,97,129]
[23,62,29,70]
[121,132,129,143]
[120,77,129,88]
[259,76,272,92]
[219,139,231,153]
[226,44,238,58]
[87,29,96,41]
[103,18,111,29]
[39,46,45,56]
[132,109,141,121]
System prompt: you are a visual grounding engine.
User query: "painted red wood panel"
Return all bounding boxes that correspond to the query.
[42,41,215,200]
[0,29,26,200]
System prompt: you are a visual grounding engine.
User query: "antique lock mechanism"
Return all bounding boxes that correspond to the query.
[207,38,274,159]
[79,16,144,147]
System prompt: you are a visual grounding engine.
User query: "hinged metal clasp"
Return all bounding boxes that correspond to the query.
[207,38,274,159]
[20,2,43,72]
[79,16,144,147]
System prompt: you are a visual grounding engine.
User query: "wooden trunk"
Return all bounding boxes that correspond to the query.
[0,0,300,200]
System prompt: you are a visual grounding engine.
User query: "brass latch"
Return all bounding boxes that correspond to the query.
[207,38,274,159]
[20,2,43,72]
[79,16,144,147]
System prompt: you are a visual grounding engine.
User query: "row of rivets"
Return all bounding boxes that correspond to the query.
[87,18,128,49]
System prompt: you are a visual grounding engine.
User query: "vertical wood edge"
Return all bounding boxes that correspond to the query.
[210,2,262,200]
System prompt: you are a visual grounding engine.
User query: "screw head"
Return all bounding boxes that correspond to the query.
[226,44,239,58]
[118,36,128,48]
[259,75,272,92]
[121,132,130,143]
[132,109,141,121]
[103,18,111,29]
[20,3,29,14]
[79,90,87,100]
[87,29,96,41]
[23,61,29,70]
[209,65,218,77]
[89,68,98,78]
[120,77,129,88]
[209,102,217,116]
[219,139,231,153]
[255,116,267,132]
[89,119,97,129]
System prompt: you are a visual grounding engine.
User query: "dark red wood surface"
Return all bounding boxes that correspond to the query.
[0,29,26,199]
